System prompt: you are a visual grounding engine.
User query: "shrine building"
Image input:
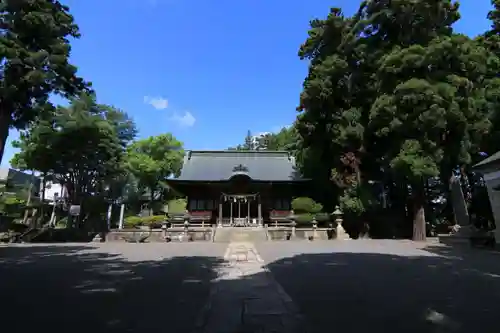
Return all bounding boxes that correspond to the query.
[166,150,309,227]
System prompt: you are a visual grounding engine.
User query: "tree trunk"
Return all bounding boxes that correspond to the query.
[0,108,11,165]
[412,185,427,242]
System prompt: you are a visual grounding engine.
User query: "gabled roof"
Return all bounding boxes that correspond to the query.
[472,151,500,172]
[175,150,303,182]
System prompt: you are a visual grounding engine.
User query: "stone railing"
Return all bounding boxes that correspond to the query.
[268,210,294,227]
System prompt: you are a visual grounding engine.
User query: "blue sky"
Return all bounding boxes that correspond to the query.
[1,0,493,166]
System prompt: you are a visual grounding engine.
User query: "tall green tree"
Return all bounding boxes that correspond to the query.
[125,134,184,208]
[10,94,136,206]
[0,0,90,163]
[296,0,496,240]
[369,35,495,240]
[259,126,298,151]
[478,0,500,158]
[243,130,255,150]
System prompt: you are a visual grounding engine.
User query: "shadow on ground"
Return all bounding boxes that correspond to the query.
[2,242,500,333]
[261,243,500,333]
[0,244,225,333]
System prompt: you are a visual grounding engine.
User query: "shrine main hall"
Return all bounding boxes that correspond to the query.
[166,150,308,227]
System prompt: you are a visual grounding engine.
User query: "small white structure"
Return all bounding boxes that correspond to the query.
[41,180,68,204]
[473,152,500,244]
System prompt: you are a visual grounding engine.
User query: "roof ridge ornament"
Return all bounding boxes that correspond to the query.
[232,164,249,172]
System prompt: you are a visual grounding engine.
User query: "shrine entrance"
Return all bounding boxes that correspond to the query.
[219,193,262,227]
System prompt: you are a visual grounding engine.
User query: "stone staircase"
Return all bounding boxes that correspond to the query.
[213,227,267,243]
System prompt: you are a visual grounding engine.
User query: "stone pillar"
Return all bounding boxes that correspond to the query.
[449,175,472,238]
[312,217,318,240]
[118,204,125,229]
[230,200,233,226]
[258,201,262,227]
[218,202,223,228]
[106,203,112,230]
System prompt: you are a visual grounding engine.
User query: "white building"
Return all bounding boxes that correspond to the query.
[251,132,270,150]
[472,152,500,244]
[40,180,68,204]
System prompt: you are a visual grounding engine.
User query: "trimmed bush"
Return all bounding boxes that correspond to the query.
[295,213,314,225]
[55,217,68,228]
[167,199,187,215]
[292,197,324,226]
[124,216,142,228]
[315,212,331,223]
[143,215,166,228]
[124,215,166,229]
[291,197,323,214]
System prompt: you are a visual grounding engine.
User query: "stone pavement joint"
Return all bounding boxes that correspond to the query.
[192,242,307,333]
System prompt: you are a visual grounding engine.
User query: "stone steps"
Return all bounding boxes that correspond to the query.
[213,227,267,243]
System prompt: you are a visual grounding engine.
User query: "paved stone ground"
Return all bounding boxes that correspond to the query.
[2,240,500,333]
[192,241,306,333]
[0,243,227,333]
[256,240,500,333]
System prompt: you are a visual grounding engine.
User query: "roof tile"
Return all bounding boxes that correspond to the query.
[177,150,301,181]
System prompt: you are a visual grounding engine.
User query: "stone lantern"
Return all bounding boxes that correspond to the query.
[289,210,297,239]
[333,206,349,240]
[312,215,318,240]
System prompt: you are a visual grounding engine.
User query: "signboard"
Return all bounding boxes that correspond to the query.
[69,205,81,216]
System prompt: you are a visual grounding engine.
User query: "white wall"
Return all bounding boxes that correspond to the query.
[41,181,67,203]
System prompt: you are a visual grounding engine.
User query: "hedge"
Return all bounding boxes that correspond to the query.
[123,215,166,228]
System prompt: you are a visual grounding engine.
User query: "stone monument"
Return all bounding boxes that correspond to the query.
[449,175,472,239]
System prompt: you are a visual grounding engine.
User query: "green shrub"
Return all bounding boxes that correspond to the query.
[315,212,331,222]
[167,199,187,215]
[55,217,68,228]
[291,197,323,214]
[142,215,166,228]
[124,216,142,228]
[295,213,314,225]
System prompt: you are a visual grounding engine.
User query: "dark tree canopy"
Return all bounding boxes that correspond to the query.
[0,0,90,163]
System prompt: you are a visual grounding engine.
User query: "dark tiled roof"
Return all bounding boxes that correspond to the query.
[176,150,302,181]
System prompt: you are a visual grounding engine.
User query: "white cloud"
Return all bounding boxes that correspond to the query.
[170,111,196,127]
[143,96,169,110]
